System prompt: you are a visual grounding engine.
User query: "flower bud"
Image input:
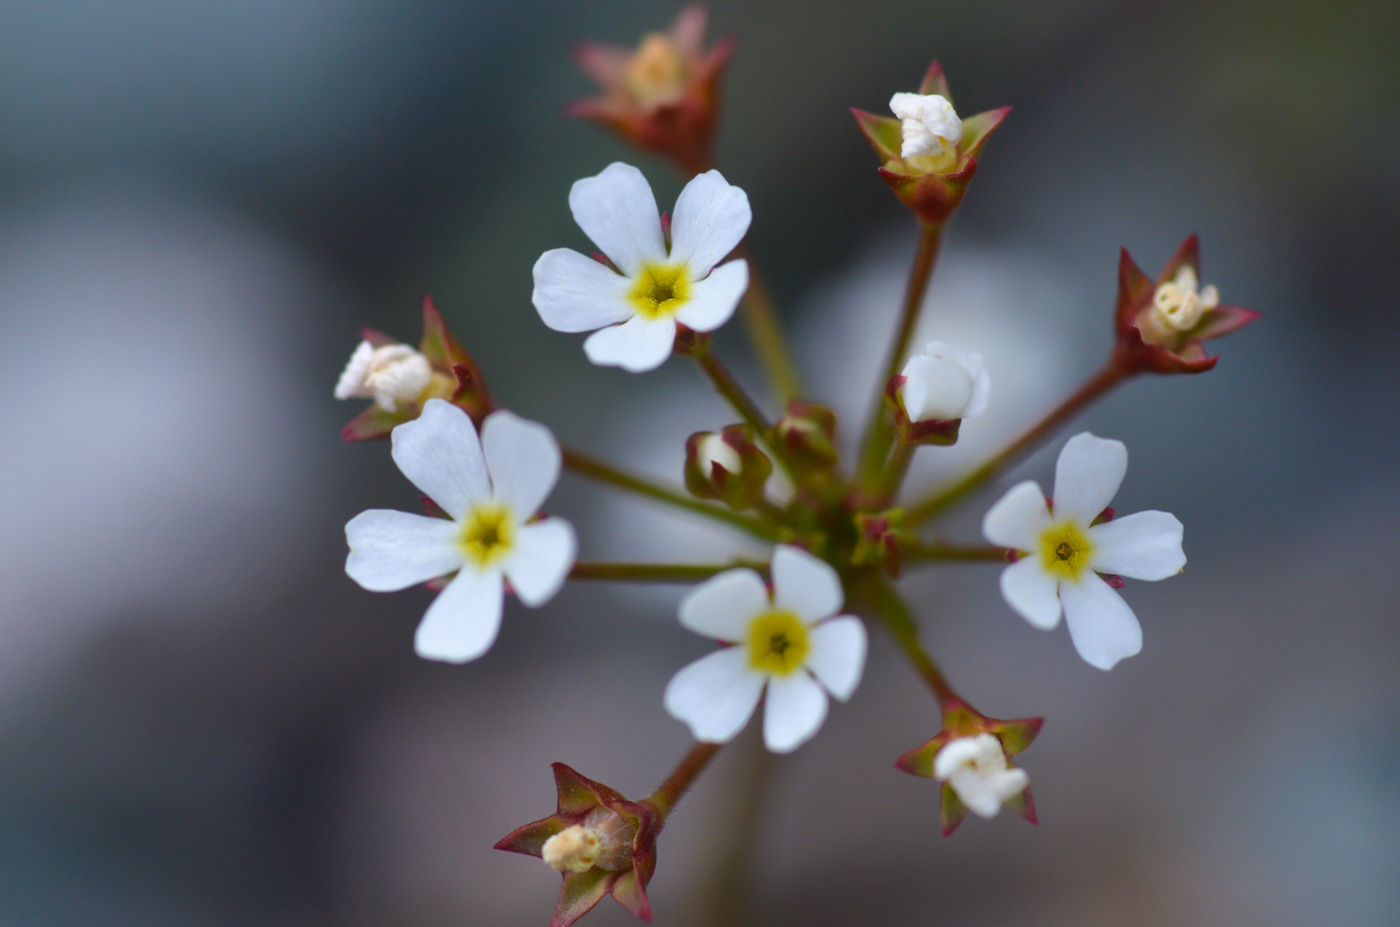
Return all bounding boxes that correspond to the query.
[622,33,687,108]
[542,824,604,873]
[335,341,432,412]
[898,341,989,424]
[775,401,839,468]
[684,424,773,511]
[889,92,962,169]
[933,733,1030,820]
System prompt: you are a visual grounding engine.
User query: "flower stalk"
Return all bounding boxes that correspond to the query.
[645,741,722,818]
[849,570,957,706]
[569,561,765,583]
[733,243,804,402]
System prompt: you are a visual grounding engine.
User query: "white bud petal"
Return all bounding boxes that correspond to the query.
[889,92,962,159]
[697,433,742,475]
[899,341,988,422]
[541,825,604,874]
[362,345,433,411]
[334,340,376,400]
[934,733,1027,820]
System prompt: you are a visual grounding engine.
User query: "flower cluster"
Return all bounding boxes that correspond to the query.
[333,10,1257,926]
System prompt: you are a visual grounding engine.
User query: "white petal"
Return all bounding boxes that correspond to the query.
[390,399,489,520]
[664,647,765,743]
[414,567,504,664]
[679,568,770,643]
[981,480,1051,551]
[1059,574,1143,670]
[502,519,576,607]
[668,170,752,278]
[962,351,991,420]
[582,315,677,372]
[763,671,828,753]
[992,767,1031,803]
[345,509,464,592]
[770,545,843,624]
[899,354,973,422]
[1088,510,1186,581]
[998,557,1062,630]
[531,249,633,333]
[482,410,561,518]
[568,162,666,276]
[673,259,748,332]
[805,617,867,701]
[334,340,374,399]
[1053,432,1127,525]
[950,770,1006,819]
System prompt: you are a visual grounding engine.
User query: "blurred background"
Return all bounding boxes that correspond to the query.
[1,0,1397,924]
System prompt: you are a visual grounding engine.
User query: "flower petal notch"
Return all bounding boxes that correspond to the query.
[1112,235,1260,375]
[886,339,990,446]
[981,432,1186,670]
[344,400,576,662]
[337,296,493,441]
[495,763,661,927]
[664,545,868,753]
[895,697,1041,836]
[533,162,751,373]
[568,5,734,174]
[852,61,1010,226]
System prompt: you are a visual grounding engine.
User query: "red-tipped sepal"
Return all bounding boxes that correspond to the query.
[684,424,773,511]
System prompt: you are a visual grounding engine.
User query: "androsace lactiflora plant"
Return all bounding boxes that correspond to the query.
[334,7,1259,925]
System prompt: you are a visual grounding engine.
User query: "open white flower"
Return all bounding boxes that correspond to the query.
[345,399,576,663]
[935,733,1029,819]
[532,162,751,373]
[335,340,433,412]
[889,92,962,160]
[899,340,990,422]
[663,545,867,753]
[981,432,1185,670]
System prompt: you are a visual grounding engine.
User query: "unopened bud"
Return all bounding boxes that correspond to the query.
[624,33,687,108]
[889,92,962,166]
[1149,265,1219,335]
[335,341,433,412]
[685,425,772,511]
[541,824,604,874]
[898,341,989,424]
[934,733,1028,819]
[697,432,741,475]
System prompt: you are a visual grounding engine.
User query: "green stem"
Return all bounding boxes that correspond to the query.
[904,362,1130,527]
[569,561,763,583]
[850,570,957,705]
[856,223,945,489]
[645,741,722,819]
[692,347,799,484]
[734,243,804,402]
[561,446,779,541]
[874,440,916,504]
[901,542,1008,565]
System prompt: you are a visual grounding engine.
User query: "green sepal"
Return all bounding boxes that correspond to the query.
[1157,232,1200,285]
[341,404,408,442]
[1003,783,1038,825]
[894,734,946,779]
[608,868,653,922]
[553,762,625,817]
[959,106,1011,160]
[987,716,1043,756]
[940,783,969,837]
[493,814,567,857]
[851,108,903,162]
[918,60,952,100]
[552,867,613,927]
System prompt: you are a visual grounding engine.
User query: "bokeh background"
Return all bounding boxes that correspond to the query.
[2,1,1397,924]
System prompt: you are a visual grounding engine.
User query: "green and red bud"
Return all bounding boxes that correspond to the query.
[495,762,661,927]
[775,400,840,469]
[684,424,773,511]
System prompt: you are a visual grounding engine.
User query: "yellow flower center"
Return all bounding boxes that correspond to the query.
[628,262,691,320]
[1037,520,1095,582]
[459,503,515,567]
[624,33,687,108]
[746,610,810,676]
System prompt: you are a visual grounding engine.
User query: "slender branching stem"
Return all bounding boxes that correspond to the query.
[903,362,1130,527]
[856,223,945,489]
[691,347,800,483]
[561,446,780,541]
[645,741,722,819]
[569,561,765,583]
[901,542,1009,565]
[734,243,804,402]
[874,440,916,504]
[850,570,958,706]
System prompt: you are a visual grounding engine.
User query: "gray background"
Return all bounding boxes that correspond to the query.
[1,1,1396,925]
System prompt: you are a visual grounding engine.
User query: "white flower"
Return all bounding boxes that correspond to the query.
[981,432,1186,670]
[532,162,751,373]
[345,399,576,663]
[663,545,867,753]
[899,340,990,422]
[1150,264,1220,333]
[934,733,1029,819]
[889,92,963,160]
[334,340,434,412]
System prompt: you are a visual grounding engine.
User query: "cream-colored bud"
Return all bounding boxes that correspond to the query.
[1150,266,1219,333]
[934,733,1029,819]
[541,824,604,874]
[624,33,686,108]
[697,433,741,475]
[335,341,434,412]
[889,92,963,161]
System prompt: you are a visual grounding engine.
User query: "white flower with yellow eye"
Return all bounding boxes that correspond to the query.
[532,162,751,373]
[664,546,867,753]
[981,432,1185,670]
[345,399,576,663]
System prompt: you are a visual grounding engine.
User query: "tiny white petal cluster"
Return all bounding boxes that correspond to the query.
[664,546,868,753]
[982,432,1186,670]
[696,433,741,475]
[335,341,433,411]
[532,162,752,373]
[345,399,577,663]
[541,825,603,874]
[1151,265,1219,332]
[934,733,1029,819]
[899,340,990,423]
[889,92,963,160]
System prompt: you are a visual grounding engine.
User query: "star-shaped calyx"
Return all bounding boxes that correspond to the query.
[895,698,1042,836]
[339,296,491,441]
[852,61,1010,227]
[495,763,662,926]
[1112,234,1260,375]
